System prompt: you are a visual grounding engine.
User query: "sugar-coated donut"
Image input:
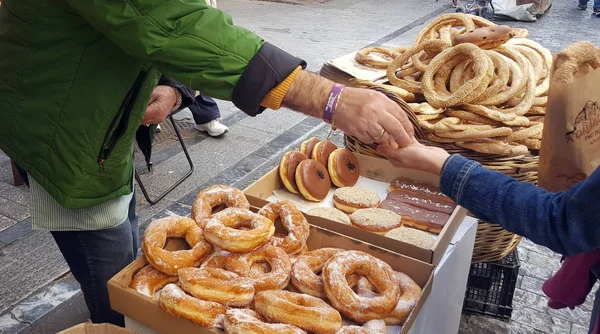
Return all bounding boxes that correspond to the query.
[295,160,331,202]
[307,207,351,225]
[158,283,227,328]
[327,148,360,187]
[279,151,308,194]
[224,309,307,334]
[204,208,275,253]
[290,248,346,299]
[178,267,255,307]
[335,320,387,334]
[191,185,250,227]
[311,140,338,166]
[141,216,212,275]
[299,137,320,158]
[322,250,400,323]
[199,248,231,269]
[258,200,310,255]
[129,265,178,298]
[255,290,342,334]
[226,244,292,292]
[332,186,380,214]
[350,208,403,233]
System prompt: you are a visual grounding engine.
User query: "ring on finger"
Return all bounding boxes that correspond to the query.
[373,128,386,140]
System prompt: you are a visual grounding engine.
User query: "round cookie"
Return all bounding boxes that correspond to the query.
[295,160,331,202]
[333,186,380,214]
[385,227,435,249]
[350,208,402,233]
[307,207,351,226]
[300,137,320,158]
[312,140,338,166]
[328,148,360,188]
[279,151,308,194]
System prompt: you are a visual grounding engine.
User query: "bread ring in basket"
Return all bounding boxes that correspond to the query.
[255,290,342,334]
[178,267,255,307]
[191,185,250,227]
[141,216,212,275]
[258,201,310,255]
[226,244,292,292]
[322,250,400,323]
[204,208,275,253]
[129,265,178,298]
[158,283,227,328]
[355,46,400,69]
[224,309,307,334]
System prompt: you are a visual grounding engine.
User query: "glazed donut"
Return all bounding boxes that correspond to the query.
[178,267,254,307]
[349,208,403,233]
[452,25,513,49]
[336,320,387,334]
[299,137,320,158]
[307,207,351,226]
[141,216,212,275]
[279,151,308,194]
[226,244,292,292]
[327,148,360,188]
[158,283,227,328]
[312,140,338,166]
[224,309,307,334]
[258,201,310,255]
[290,248,346,299]
[129,265,178,298]
[332,186,381,214]
[295,159,331,202]
[203,208,275,253]
[200,249,230,269]
[355,46,400,69]
[191,185,250,227]
[322,250,400,323]
[255,290,342,334]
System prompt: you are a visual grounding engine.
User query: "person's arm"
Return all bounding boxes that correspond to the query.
[158,76,196,111]
[377,144,600,256]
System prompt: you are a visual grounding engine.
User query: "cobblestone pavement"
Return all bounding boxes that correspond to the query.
[0,0,598,333]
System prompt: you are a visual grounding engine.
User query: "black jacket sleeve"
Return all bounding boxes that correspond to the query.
[158,75,196,110]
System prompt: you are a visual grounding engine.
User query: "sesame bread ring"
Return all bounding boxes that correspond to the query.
[226,244,292,292]
[452,25,513,49]
[307,207,351,226]
[158,283,227,328]
[279,151,308,194]
[224,309,307,334]
[299,137,320,158]
[322,250,400,323]
[204,208,275,253]
[178,267,255,307]
[295,160,331,202]
[312,140,338,166]
[258,201,310,255]
[129,265,178,298]
[333,186,381,214]
[255,290,342,334]
[191,185,250,227]
[328,148,360,188]
[349,208,402,233]
[141,216,212,275]
[355,46,400,69]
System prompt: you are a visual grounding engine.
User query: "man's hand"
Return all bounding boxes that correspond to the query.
[281,71,415,148]
[142,85,178,125]
[376,143,451,176]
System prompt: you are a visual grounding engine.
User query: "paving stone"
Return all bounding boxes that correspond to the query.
[519,239,557,259]
[467,315,510,333]
[581,287,597,312]
[571,324,589,334]
[0,220,32,246]
[547,304,592,327]
[517,274,524,289]
[512,307,571,333]
[508,321,537,334]
[0,313,28,334]
[0,199,29,222]
[10,278,80,324]
[0,167,12,185]
[520,276,546,295]
[517,247,529,263]
[0,186,29,207]
[513,289,548,313]
[519,262,554,281]
[525,251,561,272]
[0,215,18,233]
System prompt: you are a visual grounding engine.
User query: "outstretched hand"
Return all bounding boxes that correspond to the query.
[142,85,178,125]
[376,142,450,176]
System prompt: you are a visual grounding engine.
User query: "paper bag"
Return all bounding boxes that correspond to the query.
[538,65,600,192]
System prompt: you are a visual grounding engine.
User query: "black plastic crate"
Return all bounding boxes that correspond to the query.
[462,251,520,320]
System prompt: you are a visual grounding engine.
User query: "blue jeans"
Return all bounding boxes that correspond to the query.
[50,192,139,326]
[581,0,600,10]
[190,93,220,125]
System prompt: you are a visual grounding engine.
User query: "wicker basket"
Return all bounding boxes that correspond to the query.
[346,86,537,263]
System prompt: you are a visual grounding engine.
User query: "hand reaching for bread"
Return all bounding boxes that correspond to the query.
[376,143,450,176]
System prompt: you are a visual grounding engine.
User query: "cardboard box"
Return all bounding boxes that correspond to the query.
[58,323,137,334]
[243,153,467,266]
[108,220,433,334]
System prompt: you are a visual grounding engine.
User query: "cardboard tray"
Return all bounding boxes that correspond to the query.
[108,220,434,334]
[243,152,467,267]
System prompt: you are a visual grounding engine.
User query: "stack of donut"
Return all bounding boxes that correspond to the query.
[353,13,550,156]
[130,184,422,333]
[279,137,361,202]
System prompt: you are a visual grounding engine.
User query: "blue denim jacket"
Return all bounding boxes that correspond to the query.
[440,154,600,257]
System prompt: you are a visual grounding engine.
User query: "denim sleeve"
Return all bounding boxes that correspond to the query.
[439,154,600,256]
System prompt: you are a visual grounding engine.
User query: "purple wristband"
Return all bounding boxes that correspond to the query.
[323,83,344,125]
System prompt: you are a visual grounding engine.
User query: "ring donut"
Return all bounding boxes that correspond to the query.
[178,267,255,307]
[200,249,230,269]
[158,283,227,328]
[290,248,346,299]
[258,201,310,255]
[335,320,387,334]
[204,208,275,253]
[255,290,342,334]
[226,244,292,292]
[129,265,178,298]
[322,250,400,323]
[141,216,212,275]
[191,185,250,227]
[224,309,307,334]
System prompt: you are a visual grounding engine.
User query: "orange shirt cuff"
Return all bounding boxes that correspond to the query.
[260,66,302,110]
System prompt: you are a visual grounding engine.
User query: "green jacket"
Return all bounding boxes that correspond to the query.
[0,0,304,209]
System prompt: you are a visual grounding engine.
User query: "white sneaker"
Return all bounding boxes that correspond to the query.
[195,119,229,137]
